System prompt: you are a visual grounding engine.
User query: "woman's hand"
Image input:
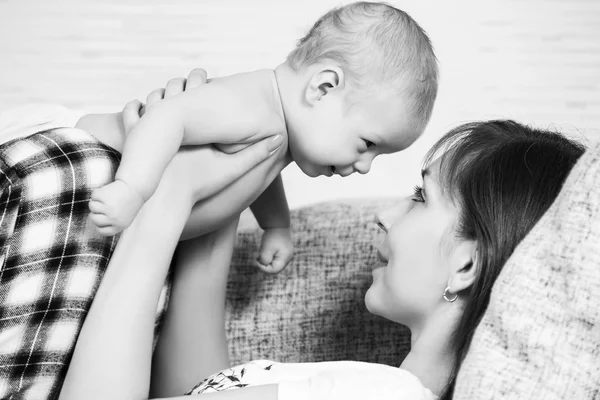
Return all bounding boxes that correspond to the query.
[120,69,282,210]
[122,68,210,129]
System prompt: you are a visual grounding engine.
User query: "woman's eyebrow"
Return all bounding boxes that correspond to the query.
[421,168,429,179]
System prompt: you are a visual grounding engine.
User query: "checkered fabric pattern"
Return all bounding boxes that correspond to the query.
[0,128,169,400]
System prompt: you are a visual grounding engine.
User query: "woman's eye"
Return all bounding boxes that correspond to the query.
[364,140,375,148]
[412,185,425,203]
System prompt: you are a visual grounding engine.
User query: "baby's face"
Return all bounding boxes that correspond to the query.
[288,92,420,177]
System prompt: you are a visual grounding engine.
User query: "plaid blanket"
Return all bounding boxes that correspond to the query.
[0,128,169,399]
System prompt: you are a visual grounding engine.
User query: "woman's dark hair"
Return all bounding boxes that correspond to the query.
[423,120,586,400]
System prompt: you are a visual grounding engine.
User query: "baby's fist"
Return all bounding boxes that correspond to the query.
[256,228,293,274]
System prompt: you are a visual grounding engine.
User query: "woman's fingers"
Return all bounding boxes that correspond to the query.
[151,69,208,104]
[168,134,283,202]
[126,68,208,124]
[121,99,144,133]
[205,135,284,194]
[119,68,209,139]
[186,68,208,90]
[164,77,186,98]
[145,88,166,109]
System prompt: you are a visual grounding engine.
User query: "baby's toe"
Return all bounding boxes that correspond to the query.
[89,199,105,213]
[89,213,110,227]
[96,225,121,237]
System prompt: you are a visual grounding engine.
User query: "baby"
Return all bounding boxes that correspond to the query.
[90,1,438,273]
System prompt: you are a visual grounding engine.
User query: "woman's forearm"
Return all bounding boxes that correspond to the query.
[60,190,191,400]
[150,218,239,398]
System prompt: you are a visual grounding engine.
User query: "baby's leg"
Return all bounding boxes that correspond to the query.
[150,217,239,398]
[89,179,146,236]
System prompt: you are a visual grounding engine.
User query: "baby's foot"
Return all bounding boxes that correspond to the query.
[89,180,144,236]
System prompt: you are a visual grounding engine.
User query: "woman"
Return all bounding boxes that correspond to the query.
[1,73,586,399]
[365,121,586,398]
[158,118,584,400]
[68,75,585,399]
[77,72,583,399]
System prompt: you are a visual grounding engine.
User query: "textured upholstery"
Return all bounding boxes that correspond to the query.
[225,200,411,366]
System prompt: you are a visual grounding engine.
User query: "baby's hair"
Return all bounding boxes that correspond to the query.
[287,1,438,133]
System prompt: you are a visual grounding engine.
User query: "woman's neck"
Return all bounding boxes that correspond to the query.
[400,306,461,395]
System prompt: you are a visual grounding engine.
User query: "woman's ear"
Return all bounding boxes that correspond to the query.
[304,65,345,105]
[447,240,479,294]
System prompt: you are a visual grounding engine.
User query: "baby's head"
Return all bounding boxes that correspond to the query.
[277,2,438,177]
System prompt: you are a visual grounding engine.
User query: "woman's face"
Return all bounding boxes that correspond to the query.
[365,161,463,326]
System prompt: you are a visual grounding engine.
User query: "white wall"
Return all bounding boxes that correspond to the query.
[1,0,598,208]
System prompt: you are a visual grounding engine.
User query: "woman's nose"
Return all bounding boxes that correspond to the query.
[376,202,406,230]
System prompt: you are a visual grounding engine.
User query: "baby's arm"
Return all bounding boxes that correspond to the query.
[250,174,290,230]
[250,174,294,274]
[90,70,281,236]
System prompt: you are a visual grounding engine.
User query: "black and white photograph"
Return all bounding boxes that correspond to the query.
[0,1,598,399]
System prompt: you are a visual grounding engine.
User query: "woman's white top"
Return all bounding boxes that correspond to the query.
[188,360,437,400]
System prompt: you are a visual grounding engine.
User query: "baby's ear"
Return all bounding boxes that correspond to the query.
[305,65,345,104]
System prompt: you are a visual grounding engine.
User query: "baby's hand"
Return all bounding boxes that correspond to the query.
[256,228,293,274]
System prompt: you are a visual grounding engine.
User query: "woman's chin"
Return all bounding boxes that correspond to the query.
[364,286,381,315]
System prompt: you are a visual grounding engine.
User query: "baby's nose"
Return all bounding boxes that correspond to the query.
[354,159,373,175]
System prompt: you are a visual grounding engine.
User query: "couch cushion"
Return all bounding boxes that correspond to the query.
[225,199,411,366]
[454,143,600,399]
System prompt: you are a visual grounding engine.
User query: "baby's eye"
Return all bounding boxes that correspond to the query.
[412,185,425,203]
[364,140,375,149]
